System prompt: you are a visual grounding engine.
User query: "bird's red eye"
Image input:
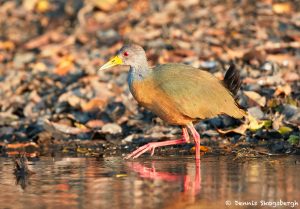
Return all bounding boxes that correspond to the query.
[123,51,129,57]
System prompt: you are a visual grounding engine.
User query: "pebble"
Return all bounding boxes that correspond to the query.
[222,116,237,127]
[102,123,122,135]
[281,104,299,120]
[206,117,223,128]
[97,29,120,45]
[122,134,135,143]
[260,62,273,71]
[200,60,217,70]
[248,106,264,119]
[13,52,35,68]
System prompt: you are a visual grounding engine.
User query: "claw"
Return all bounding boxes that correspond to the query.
[150,147,156,156]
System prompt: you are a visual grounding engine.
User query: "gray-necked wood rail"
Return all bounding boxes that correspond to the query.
[100,44,246,160]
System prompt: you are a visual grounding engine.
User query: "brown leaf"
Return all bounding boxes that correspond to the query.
[148,13,171,26]
[274,84,292,96]
[272,113,284,130]
[266,54,297,67]
[173,49,196,57]
[24,33,50,50]
[283,71,300,82]
[244,91,266,107]
[8,151,38,157]
[217,124,248,135]
[243,49,267,65]
[210,46,224,56]
[217,114,265,135]
[224,47,248,59]
[242,77,257,84]
[24,31,66,50]
[131,0,150,13]
[58,92,83,107]
[6,142,39,149]
[0,41,15,50]
[81,98,107,112]
[54,55,75,76]
[86,120,104,129]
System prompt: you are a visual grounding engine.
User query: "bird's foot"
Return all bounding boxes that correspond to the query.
[125,139,187,159]
[125,143,157,159]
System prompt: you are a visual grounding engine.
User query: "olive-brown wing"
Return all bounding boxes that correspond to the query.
[152,64,245,119]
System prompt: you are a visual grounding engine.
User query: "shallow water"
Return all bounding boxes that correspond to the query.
[0,155,299,209]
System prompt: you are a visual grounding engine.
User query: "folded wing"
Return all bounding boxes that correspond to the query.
[153,64,245,119]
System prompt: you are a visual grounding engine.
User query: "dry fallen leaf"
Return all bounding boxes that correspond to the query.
[88,0,118,11]
[81,98,107,112]
[1,0,300,158]
[244,91,266,107]
[282,71,300,82]
[54,55,75,76]
[6,142,39,149]
[86,120,104,129]
[217,113,266,135]
[74,122,89,130]
[0,112,19,125]
[0,41,15,50]
[217,124,248,135]
[272,2,292,14]
[272,113,284,130]
[247,114,265,131]
[274,84,292,96]
[8,151,39,158]
[36,0,50,13]
[43,119,91,135]
[23,0,39,11]
[148,12,171,26]
[224,47,248,59]
[191,145,211,153]
[24,32,51,50]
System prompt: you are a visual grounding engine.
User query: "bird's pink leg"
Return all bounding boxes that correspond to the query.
[187,123,201,160]
[125,127,190,159]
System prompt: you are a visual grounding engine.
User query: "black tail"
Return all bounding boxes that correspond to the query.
[223,64,242,95]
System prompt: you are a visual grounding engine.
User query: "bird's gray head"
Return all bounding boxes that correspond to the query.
[99,44,148,70]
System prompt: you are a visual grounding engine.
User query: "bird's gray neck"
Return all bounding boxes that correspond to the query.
[127,64,150,91]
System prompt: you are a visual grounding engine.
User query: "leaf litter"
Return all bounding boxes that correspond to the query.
[0,0,299,158]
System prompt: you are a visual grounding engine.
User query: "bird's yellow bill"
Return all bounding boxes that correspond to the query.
[99,56,123,70]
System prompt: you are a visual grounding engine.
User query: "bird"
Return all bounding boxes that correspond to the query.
[99,44,246,160]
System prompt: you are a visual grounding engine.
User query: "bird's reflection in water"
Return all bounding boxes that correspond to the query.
[126,158,201,203]
[15,174,30,190]
[13,154,34,190]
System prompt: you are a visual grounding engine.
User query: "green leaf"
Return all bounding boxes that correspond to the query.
[262,120,272,129]
[288,135,300,145]
[278,126,293,135]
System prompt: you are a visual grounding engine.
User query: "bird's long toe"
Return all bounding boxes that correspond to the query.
[125,143,154,159]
